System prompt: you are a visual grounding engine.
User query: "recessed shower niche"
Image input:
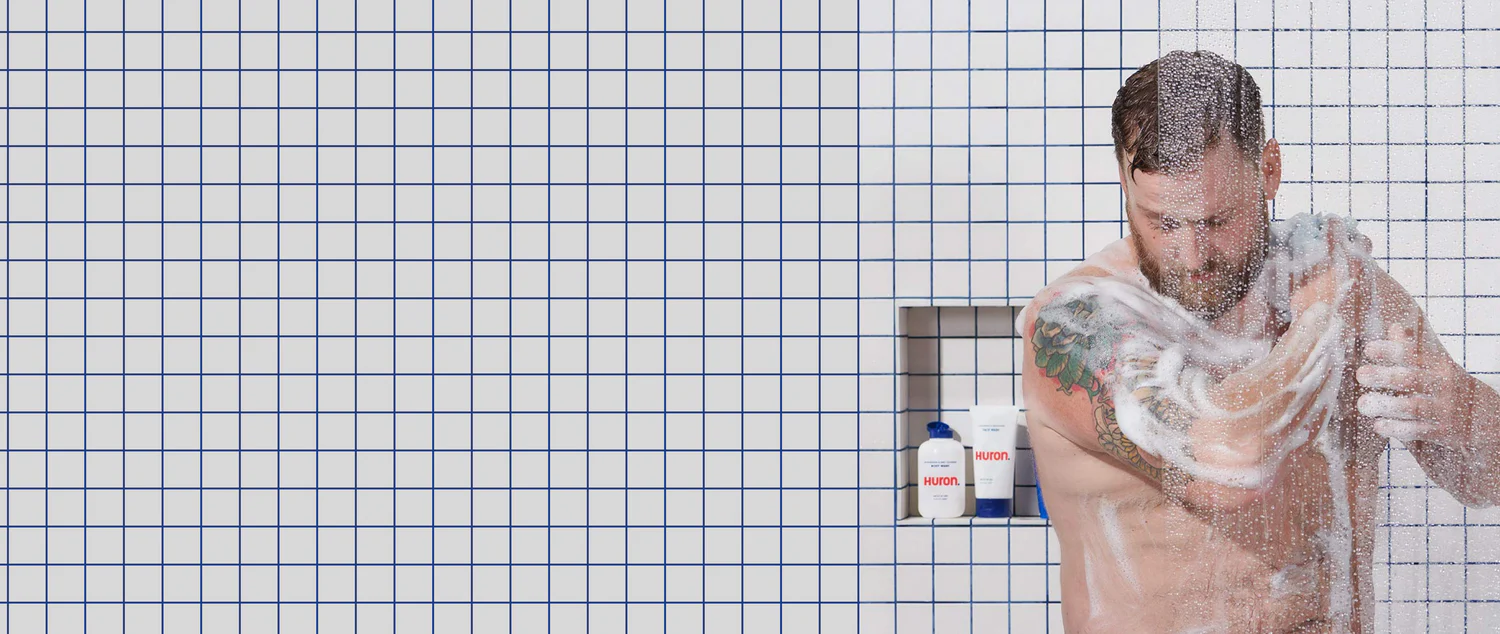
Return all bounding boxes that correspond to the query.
[895,303,1049,524]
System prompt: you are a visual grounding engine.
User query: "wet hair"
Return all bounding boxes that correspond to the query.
[1111,50,1265,179]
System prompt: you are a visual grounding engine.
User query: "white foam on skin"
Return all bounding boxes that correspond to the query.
[1096,498,1142,592]
[1049,279,1343,489]
[1046,212,1372,627]
[1083,550,1104,619]
[1269,558,1318,600]
[1047,213,1363,484]
[1357,392,1414,419]
[1305,216,1359,632]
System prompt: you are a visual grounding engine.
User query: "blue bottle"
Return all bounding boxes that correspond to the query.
[1035,461,1048,520]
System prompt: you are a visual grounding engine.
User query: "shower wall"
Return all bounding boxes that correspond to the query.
[6,0,1500,632]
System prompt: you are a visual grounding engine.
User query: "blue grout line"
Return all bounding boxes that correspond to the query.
[5,3,12,628]
[120,1,129,628]
[236,1,244,628]
[1423,0,1433,626]
[313,1,322,628]
[82,6,91,631]
[469,0,478,628]
[700,0,708,627]
[1461,0,1470,628]
[625,4,632,631]
[506,1,514,630]
[662,1,671,627]
[855,0,863,629]
[19,134,1500,144]
[538,0,553,629]
[353,0,362,627]
[160,0,168,625]
[966,1,977,628]
[740,4,748,629]
[815,1,825,627]
[43,2,51,630]
[14,63,1500,74]
[1386,0,1395,626]
[1009,0,1018,629]
[929,4,939,632]
[890,0,898,624]
[1040,4,1050,623]
[9,26,1500,34]
[392,0,401,626]
[274,0,284,629]
[582,0,591,630]
[196,0,204,629]
[430,1,439,629]
[779,6,786,628]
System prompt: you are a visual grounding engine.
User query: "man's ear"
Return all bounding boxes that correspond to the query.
[1261,138,1282,200]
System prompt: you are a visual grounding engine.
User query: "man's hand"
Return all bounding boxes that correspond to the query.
[1356,322,1476,446]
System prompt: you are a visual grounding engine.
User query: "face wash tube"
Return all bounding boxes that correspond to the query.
[970,406,1019,518]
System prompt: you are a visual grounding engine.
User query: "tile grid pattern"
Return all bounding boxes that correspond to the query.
[4,0,1500,632]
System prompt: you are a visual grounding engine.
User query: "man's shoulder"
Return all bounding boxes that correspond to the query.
[1017,237,1147,346]
[1021,266,1128,332]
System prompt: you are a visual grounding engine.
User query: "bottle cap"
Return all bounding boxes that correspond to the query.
[976,498,1012,518]
[926,421,953,439]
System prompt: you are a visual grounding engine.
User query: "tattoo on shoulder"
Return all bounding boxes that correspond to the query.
[1032,295,1163,481]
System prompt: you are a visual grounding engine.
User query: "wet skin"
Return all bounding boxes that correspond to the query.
[1018,141,1500,633]
[1023,235,1382,633]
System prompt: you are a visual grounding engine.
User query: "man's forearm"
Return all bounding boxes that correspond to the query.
[1173,306,1339,486]
[1123,357,1333,492]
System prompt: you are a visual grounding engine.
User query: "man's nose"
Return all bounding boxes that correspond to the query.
[1174,227,1211,271]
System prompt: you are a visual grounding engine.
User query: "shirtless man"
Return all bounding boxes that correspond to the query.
[1019,50,1500,633]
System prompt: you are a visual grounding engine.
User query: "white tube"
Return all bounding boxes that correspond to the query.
[970,405,1019,517]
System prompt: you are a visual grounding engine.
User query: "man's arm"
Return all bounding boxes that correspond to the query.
[1358,266,1500,508]
[1020,284,1335,511]
[1022,291,1174,481]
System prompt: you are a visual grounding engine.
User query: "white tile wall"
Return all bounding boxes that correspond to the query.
[5,0,1500,631]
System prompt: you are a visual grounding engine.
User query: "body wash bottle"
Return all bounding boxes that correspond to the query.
[918,421,966,518]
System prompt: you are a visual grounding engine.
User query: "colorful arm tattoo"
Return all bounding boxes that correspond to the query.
[1032,296,1164,481]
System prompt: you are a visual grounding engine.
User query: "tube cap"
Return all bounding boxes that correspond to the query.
[976,498,1012,518]
[926,421,953,439]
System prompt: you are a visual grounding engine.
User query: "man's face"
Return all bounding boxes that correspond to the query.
[1123,142,1273,321]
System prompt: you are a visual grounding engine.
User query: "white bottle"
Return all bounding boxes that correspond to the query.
[918,421,966,518]
[970,406,1018,518]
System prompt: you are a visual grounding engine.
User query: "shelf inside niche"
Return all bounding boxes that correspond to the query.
[896,515,1051,527]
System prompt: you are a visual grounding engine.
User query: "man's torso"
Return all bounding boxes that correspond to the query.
[1029,237,1390,634]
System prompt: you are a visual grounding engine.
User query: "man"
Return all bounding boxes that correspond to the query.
[1019,49,1500,633]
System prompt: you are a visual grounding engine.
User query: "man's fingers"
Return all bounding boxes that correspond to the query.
[1357,392,1435,420]
[1386,322,1415,342]
[1355,364,1423,393]
[1370,418,1438,442]
[1362,339,1413,366]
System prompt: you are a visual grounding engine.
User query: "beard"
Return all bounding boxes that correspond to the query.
[1131,212,1270,322]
